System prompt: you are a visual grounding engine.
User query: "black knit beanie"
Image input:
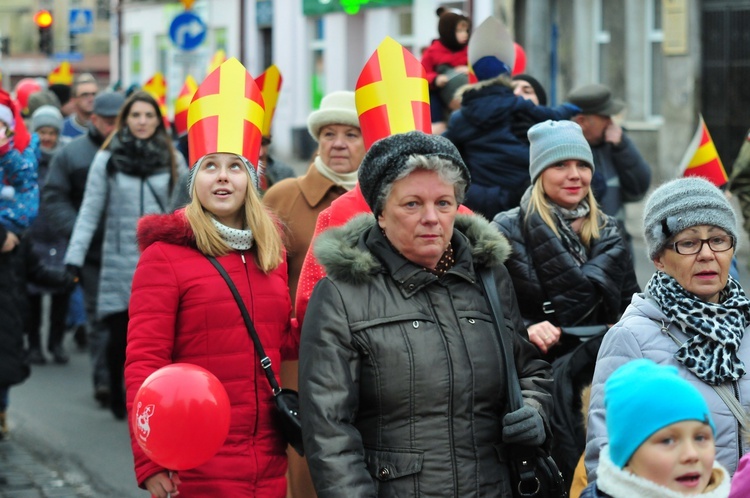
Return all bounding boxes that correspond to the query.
[358,131,470,215]
[437,7,470,52]
[512,74,548,106]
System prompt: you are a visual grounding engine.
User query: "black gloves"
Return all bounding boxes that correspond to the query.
[502,405,546,446]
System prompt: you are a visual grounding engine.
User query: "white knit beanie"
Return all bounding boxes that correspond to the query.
[307,91,359,141]
[528,120,594,183]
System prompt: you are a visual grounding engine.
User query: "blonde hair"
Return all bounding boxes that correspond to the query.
[526,180,602,247]
[184,168,283,273]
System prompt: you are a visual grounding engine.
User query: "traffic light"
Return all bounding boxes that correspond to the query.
[34,9,53,56]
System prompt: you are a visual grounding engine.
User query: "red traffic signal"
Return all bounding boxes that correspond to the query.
[34,10,53,28]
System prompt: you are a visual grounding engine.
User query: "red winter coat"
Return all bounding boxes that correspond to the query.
[420,39,469,88]
[125,210,295,497]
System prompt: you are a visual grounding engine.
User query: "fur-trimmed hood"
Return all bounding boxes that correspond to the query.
[455,73,513,100]
[136,210,196,253]
[314,212,511,285]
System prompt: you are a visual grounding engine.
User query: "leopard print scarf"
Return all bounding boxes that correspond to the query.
[647,271,750,385]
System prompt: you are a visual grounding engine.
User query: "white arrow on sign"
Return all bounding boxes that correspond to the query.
[176,20,204,47]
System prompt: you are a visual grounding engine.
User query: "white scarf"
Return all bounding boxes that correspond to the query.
[595,446,730,498]
[314,155,358,191]
[211,218,254,250]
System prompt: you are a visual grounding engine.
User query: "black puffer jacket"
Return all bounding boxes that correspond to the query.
[299,213,553,498]
[0,235,73,386]
[492,203,639,328]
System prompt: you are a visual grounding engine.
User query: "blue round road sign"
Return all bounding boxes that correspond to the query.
[169,11,207,51]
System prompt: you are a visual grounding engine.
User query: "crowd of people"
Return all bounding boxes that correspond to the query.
[4,9,750,498]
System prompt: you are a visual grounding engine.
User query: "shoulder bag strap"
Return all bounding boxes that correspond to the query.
[143,177,167,213]
[478,267,524,412]
[205,255,281,394]
[657,319,750,430]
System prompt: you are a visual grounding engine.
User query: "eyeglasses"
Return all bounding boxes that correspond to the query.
[78,92,97,98]
[670,235,735,255]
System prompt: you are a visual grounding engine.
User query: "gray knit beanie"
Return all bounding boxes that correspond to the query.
[31,105,63,133]
[528,120,594,183]
[643,176,738,259]
[358,131,470,215]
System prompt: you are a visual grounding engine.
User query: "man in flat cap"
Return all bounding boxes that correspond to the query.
[567,83,651,242]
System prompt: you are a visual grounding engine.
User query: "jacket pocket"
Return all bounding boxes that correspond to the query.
[364,448,424,487]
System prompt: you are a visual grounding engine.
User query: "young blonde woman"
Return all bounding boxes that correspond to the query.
[492,120,639,487]
[124,59,295,498]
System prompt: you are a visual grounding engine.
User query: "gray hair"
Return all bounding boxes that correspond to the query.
[375,155,467,215]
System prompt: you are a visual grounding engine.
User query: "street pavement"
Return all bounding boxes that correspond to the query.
[2,176,749,497]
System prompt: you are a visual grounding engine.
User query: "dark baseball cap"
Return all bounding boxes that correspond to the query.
[93,91,125,117]
[566,83,625,116]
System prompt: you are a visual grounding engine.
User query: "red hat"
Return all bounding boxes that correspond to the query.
[355,36,431,150]
[0,88,30,152]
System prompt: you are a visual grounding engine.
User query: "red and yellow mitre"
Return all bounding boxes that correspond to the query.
[355,36,430,150]
[256,65,282,137]
[207,49,227,75]
[173,75,198,137]
[48,61,73,86]
[143,72,170,130]
[187,58,265,168]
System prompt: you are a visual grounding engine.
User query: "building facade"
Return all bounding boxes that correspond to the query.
[114,0,750,181]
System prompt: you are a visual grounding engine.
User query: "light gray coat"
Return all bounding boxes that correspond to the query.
[64,149,187,318]
[586,292,750,479]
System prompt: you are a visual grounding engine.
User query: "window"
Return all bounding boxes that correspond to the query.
[130,34,141,84]
[595,1,614,87]
[310,17,325,109]
[96,0,109,20]
[394,8,414,54]
[648,0,664,118]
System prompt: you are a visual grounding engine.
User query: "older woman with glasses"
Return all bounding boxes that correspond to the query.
[586,177,750,480]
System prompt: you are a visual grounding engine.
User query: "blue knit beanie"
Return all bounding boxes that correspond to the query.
[643,177,737,259]
[605,359,715,469]
[528,120,594,184]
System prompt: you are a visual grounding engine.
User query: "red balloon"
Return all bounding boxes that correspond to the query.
[132,363,231,470]
[14,78,43,114]
[512,43,527,75]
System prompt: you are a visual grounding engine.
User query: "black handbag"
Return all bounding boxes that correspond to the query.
[206,256,304,456]
[478,268,567,498]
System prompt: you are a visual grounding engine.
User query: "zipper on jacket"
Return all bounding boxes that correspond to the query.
[238,250,261,437]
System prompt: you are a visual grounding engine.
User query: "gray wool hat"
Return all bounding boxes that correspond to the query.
[93,91,125,117]
[31,105,63,132]
[643,176,738,259]
[27,90,61,116]
[358,131,470,215]
[528,120,594,183]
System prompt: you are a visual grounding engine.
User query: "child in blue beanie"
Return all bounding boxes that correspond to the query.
[581,359,729,497]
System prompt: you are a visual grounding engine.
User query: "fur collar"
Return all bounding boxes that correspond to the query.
[314,213,511,285]
[596,446,730,498]
[455,73,513,100]
[137,210,196,253]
